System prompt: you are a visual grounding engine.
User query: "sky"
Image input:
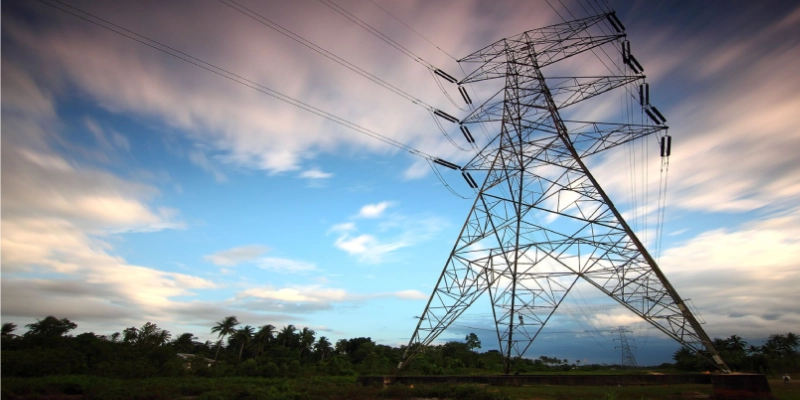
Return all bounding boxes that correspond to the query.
[2,0,799,366]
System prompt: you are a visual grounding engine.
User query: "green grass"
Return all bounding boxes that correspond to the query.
[2,375,799,400]
[495,384,714,400]
[769,380,800,400]
[1,376,367,400]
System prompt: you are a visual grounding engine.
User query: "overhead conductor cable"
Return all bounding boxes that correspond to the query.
[38,0,441,162]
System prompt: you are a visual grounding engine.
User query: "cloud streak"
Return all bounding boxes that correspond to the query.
[204,245,269,267]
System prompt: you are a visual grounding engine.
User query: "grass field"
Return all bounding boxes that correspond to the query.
[2,375,798,399]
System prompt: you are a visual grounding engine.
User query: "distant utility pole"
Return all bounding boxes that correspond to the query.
[612,326,638,367]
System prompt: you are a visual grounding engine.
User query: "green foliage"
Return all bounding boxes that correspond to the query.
[5,314,797,386]
[2,347,87,377]
[25,316,77,337]
[2,322,18,337]
[1,376,733,400]
[672,332,799,374]
[466,332,482,351]
[380,383,510,400]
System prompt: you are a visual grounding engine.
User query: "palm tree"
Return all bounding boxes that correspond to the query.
[211,316,239,361]
[727,335,748,352]
[2,322,18,338]
[785,332,799,351]
[253,324,276,357]
[122,327,139,343]
[277,324,297,348]
[727,335,748,361]
[314,336,333,361]
[231,325,255,361]
[766,334,794,357]
[299,327,316,357]
[335,339,348,355]
[173,333,198,353]
[25,316,77,337]
[156,329,172,346]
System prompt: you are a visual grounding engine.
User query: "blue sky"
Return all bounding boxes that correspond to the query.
[2,0,799,366]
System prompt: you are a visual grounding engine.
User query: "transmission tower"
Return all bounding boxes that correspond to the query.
[399,10,730,375]
[612,326,638,367]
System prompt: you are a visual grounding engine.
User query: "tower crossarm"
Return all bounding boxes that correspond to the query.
[459,14,625,84]
[463,121,665,171]
[461,76,643,125]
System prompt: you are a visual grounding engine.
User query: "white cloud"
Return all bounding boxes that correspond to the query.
[299,168,333,179]
[392,290,428,300]
[588,4,800,217]
[2,144,181,234]
[258,257,318,273]
[357,201,393,218]
[331,212,447,263]
[1,215,216,322]
[335,233,377,255]
[239,285,348,303]
[334,233,408,263]
[1,63,211,326]
[329,222,357,233]
[0,0,563,180]
[204,245,269,267]
[234,284,430,311]
[658,214,800,337]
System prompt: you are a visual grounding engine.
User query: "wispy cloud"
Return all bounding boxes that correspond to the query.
[234,284,428,313]
[356,201,392,218]
[331,205,447,263]
[189,149,228,183]
[299,168,333,180]
[258,257,318,273]
[1,62,210,326]
[659,213,800,336]
[204,245,269,267]
[334,233,408,263]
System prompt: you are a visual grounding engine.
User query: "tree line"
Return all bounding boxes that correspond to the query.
[2,316,797,379]
[673,333,799,374]
[1,316,489,378]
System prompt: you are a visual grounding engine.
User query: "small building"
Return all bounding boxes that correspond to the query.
[177,353,216,369]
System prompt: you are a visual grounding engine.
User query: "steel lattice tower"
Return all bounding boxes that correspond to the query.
[399,11,730,374]
[612,326,638,367]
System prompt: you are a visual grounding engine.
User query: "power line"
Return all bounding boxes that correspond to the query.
[37,0,440,162]
[367,0,458,62]
[217,0,443,114]
[314,0,476,138]
[316,0,436,70]
[362,0,496,143]
[217,0,476,165]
